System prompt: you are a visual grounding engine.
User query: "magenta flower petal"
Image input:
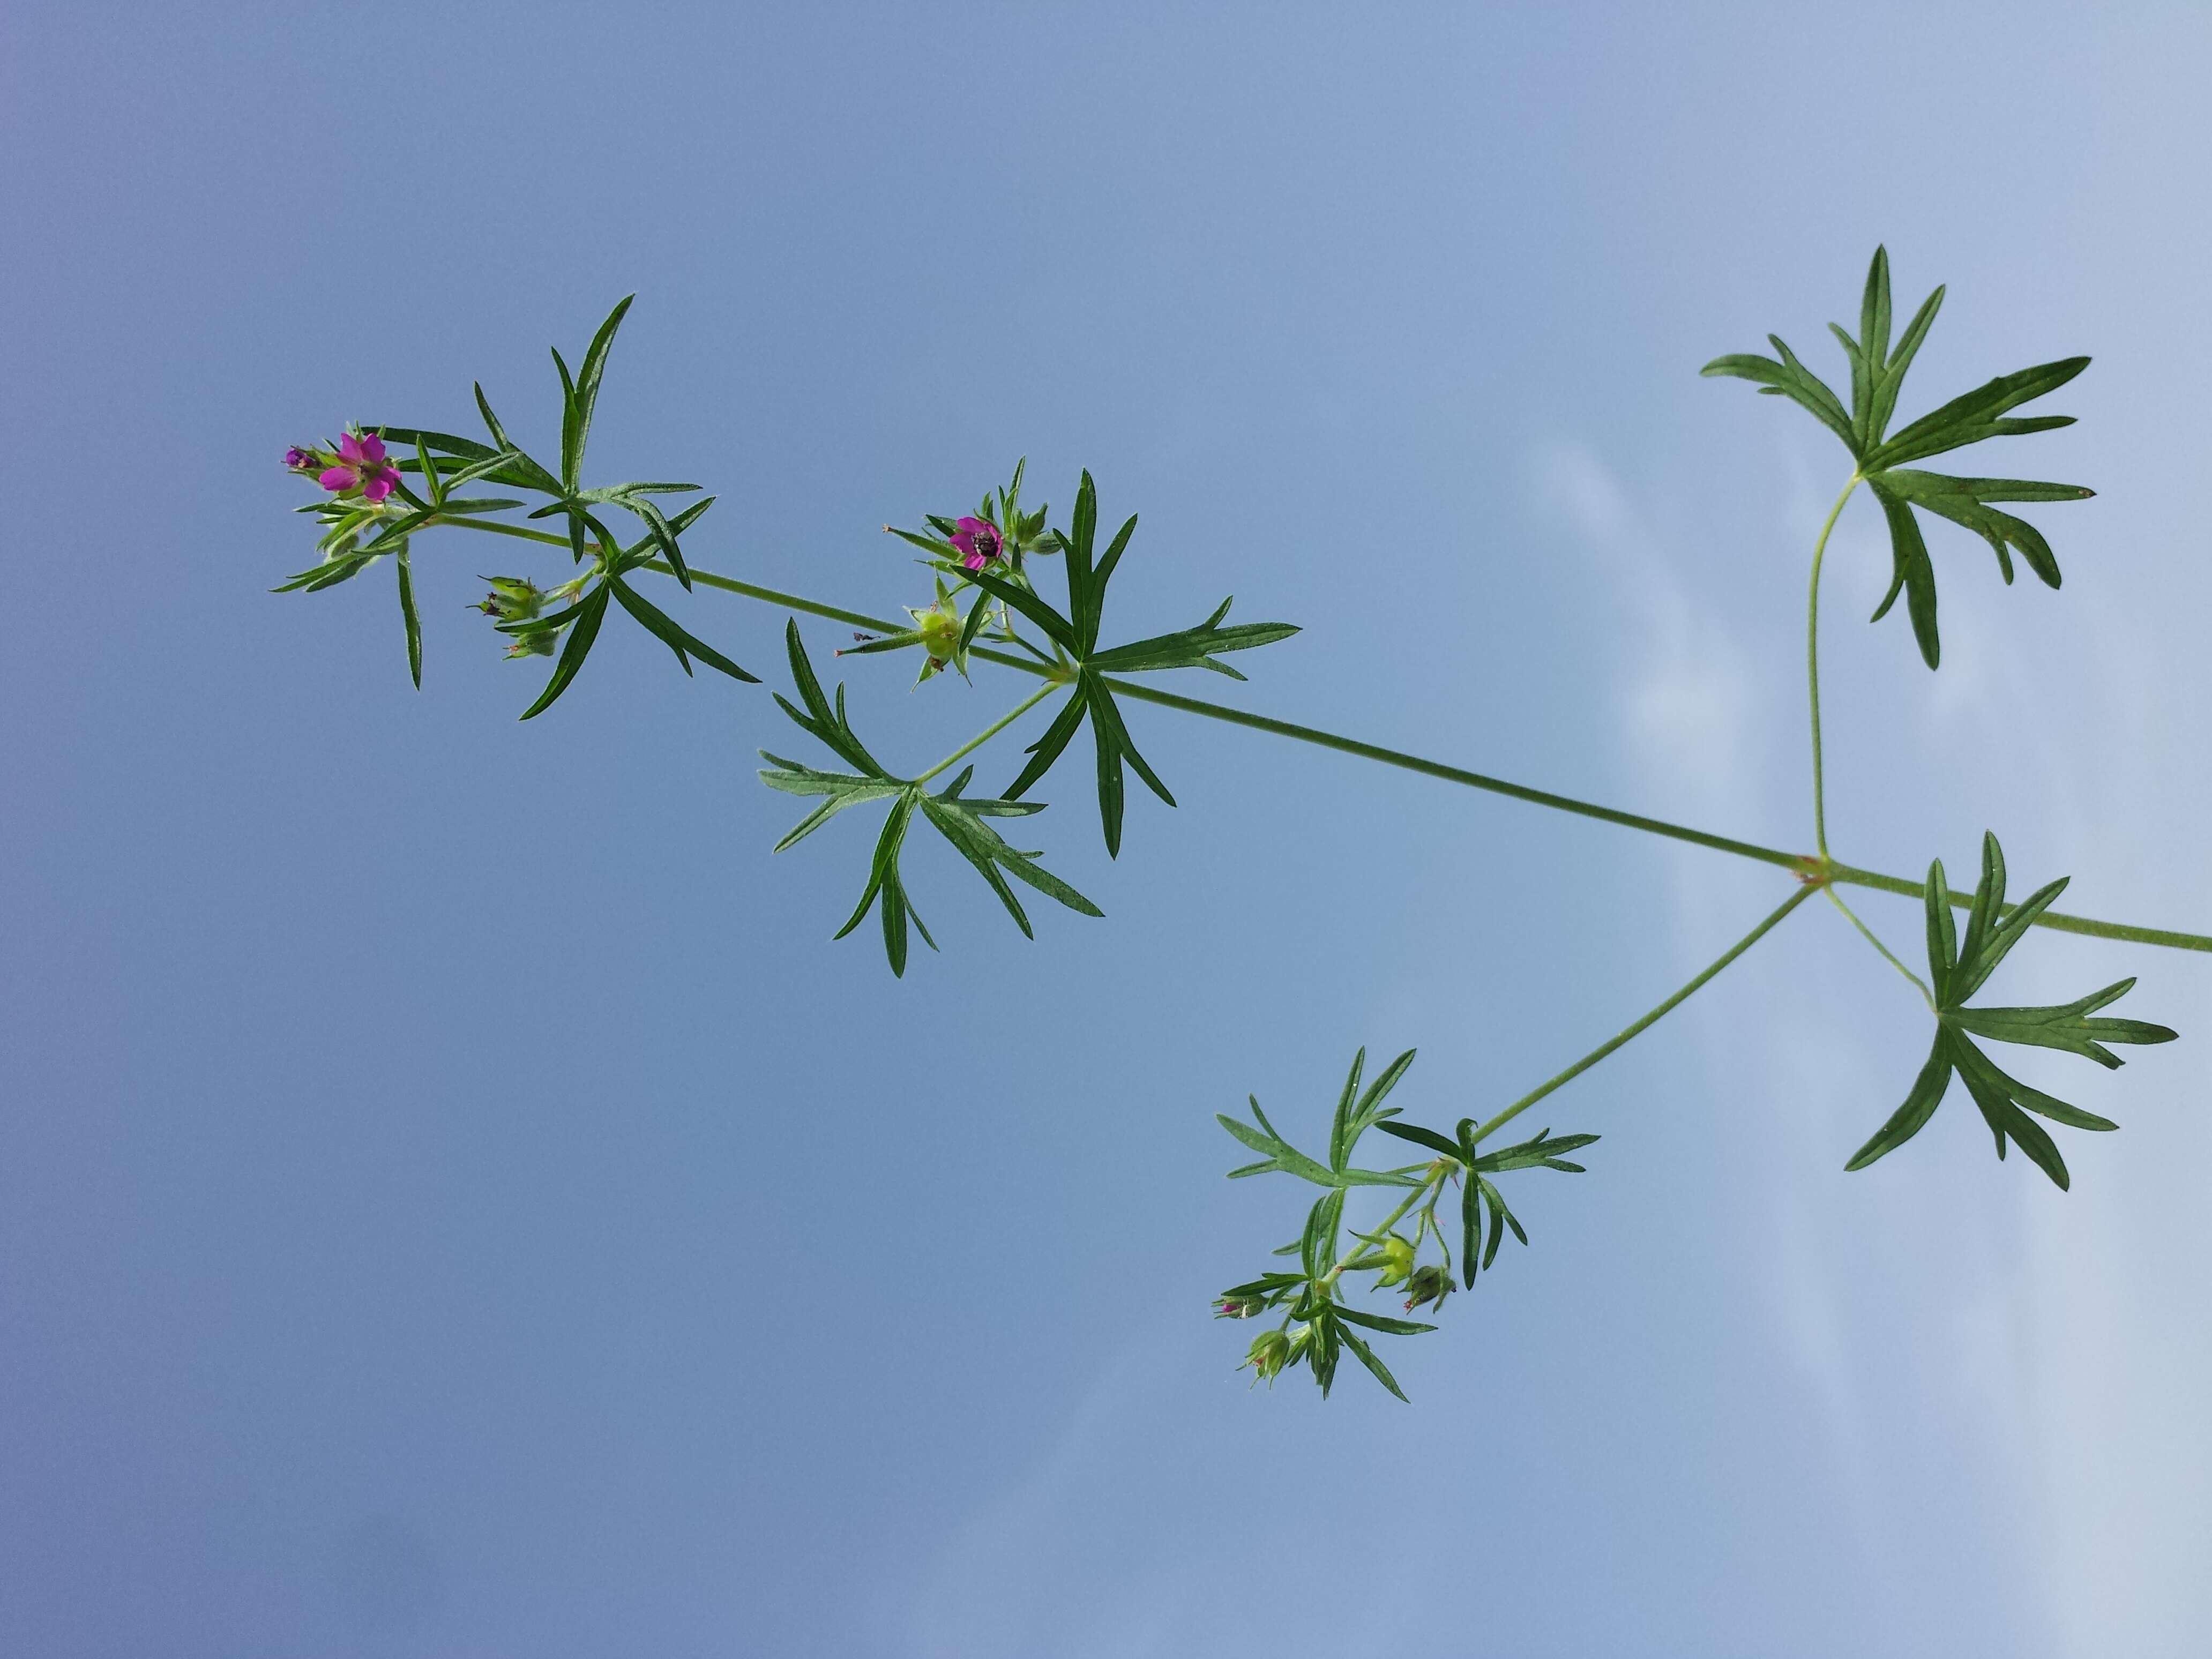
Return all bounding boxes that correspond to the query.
[337,432,367,463]
[949,515,1003,570]
[361,473,395,503]
[355,432,386,465]
[319,465,358,492]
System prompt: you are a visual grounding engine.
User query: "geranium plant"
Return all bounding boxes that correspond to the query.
[277,249,2195,1400]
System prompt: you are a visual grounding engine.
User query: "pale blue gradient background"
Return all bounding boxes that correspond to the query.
[5,4,2211,1655]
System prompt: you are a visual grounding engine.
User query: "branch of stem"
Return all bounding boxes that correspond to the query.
[1469,884,1819,1146]
[913,683,1059,785]
[1824,887,1934,1006]
[613,558,2212,956]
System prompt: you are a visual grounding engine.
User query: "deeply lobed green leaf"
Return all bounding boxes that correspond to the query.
[1706,248,2093,669]
[1846,831,2176,1187]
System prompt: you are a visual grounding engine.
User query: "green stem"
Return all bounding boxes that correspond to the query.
[1324,1171,1442,1284]
[637,559,908,636]
[1825,887,1934,1007]
[1468,884,1820,1146]
[1100,677,2212,954]
[1821,860,2210,952]
[625,559,2212,955]
[1806,476,1860,860]
[1101,676,1805,871]
[437,517,576,551]
[913,683,1059,786]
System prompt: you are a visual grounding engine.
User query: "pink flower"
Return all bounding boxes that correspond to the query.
[318,431,400,503]
[283,446,313,470]
[948,515,1003,571]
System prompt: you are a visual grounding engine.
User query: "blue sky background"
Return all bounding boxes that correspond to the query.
[5,4,2211,1654]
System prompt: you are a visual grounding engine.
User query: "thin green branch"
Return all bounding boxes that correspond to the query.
[913,683,1060,785]
[437,517,575,551]
[1469,883,1820,1147]
[1825,887,1934,1006]
[1100,676,1806,871]
[1806,476,1861,859]
[631,559,2212,956]
[1325,1174,1441,1286]
[1103,677,2212,954]
[638,559,908,637]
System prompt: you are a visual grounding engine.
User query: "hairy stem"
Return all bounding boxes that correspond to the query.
[635,558,907,636]
[1325,1172,1442,1284]
[621,559,2212,955]
[1468,884,1820,1147]
[1100,677,2212,954]
[1100,676,1807,870]
[913,683,1060,786]
[1806,476,1861,859]
[439,517,575,551]
[1825,887,1934,1006]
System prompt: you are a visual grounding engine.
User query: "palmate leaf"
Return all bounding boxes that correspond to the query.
[955,471,1298,857]
[1845,832,2177,1189]
[1704,246,2092,668]
[1215,1049,1425,1191]
[760,622,1100,975]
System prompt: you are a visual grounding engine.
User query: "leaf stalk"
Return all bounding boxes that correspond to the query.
[1806,475,1862,858]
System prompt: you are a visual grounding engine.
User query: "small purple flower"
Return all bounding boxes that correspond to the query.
[317,431,400,503]
[283,446,313,471]
[948,515,1003,571]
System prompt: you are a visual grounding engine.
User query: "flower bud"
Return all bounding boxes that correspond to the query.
[1215,1292,1263,1320]
[1403,1264,1453,1313]
[475,577,545,622]
[1376,1234,1416,1288]
[915,601,962,664]
[1241,1327,1296,1384]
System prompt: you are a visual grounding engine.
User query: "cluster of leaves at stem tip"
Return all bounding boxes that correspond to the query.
[1211,1048,1597,1400]
[278,296,754,711]
[276,248,2191,1407]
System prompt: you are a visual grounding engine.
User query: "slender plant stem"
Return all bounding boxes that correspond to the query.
[1100,676,1806,870]
[635,558,908,636]
[617,559,2212,955]
[1324,1172,1442,1284]
[913,683,1059,785]
[1825,887,1934,1006]
[441,517,575,551]
[1100,677,2212,954]
[1806,476,1861,859]
[1468,884,1820,1147]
